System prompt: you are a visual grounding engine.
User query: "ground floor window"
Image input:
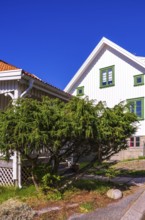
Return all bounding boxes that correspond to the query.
[129,136,140,147]
[127,97,144,120]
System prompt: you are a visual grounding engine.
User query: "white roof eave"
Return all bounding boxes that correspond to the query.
[0,69,22,81]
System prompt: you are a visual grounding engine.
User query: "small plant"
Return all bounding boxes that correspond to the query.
[46,190,63,201]
[80,202,94,213]
[105,168,121,178]
[41,173,62,195]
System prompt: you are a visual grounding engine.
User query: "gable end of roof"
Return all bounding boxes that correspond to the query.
[64,37,145,93]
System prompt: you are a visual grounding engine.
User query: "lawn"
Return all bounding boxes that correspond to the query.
[0,179,131,220]
[88,159,145,178]
[1,159,145,220]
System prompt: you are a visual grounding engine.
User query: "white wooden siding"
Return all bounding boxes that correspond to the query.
[0,80,19,109]
[72,46,145,136]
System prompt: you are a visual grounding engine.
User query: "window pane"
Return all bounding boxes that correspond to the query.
[137,77,142,83]
[102,71,107,85]
[78,89,82,94]
[136,100,142,117]
[130,137,134,147]
[108,68,113,84]
[129,102,135,113]
[136,137,140,147]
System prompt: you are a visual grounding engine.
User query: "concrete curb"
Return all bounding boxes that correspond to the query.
[121,187,145,220]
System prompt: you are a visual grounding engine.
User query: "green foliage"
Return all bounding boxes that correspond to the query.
[45,190,63,201]
[138,156,145,160]
[33,164,51,181]
[80,201,94,213]
[0,96,138,190]
[122,158,136,162]
[0,185,37,204]
[73,179,113,193]
[105,168,120,178]
[42,173,61,190]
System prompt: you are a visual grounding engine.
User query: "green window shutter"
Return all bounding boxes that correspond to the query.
[100,65,115,88]
[134,74,144,86]
[127,97,144,120]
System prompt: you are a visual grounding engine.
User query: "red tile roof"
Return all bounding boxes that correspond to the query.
[0,59,71,99]
[0,60,18,71]
[0,60,40,80]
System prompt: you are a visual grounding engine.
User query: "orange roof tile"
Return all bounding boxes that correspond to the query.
[0,59,71,99]
[0,60,39,79]
[0,60,18,71]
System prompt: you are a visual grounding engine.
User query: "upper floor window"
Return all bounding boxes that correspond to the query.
[100,65,115,88]
[76,86,84,96]
[134,74,144,86]
[127,97,144,120]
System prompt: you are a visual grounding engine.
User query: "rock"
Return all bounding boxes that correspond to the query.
[107,189,123,200]
[0,198,36,220]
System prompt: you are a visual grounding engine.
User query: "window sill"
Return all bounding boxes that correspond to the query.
[100,84,115,89]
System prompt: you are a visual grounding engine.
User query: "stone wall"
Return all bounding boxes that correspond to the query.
[111,136,145,161]
[111,147,144,161]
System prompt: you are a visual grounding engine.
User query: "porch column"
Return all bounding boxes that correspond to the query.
[5,86,22,188]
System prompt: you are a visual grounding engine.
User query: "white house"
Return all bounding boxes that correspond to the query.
[0,59,70,187]
[64,37,145,160]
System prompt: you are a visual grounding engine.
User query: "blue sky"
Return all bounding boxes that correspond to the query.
[0,0,145,90]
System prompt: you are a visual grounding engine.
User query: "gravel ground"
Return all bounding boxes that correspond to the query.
[0,199,36,220]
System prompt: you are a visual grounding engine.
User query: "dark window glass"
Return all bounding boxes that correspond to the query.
[137,77,142,83]
[78,89,82,94]
[130,102,135,113]
[136,100,142,117]
[130,137,134,147]
[136,137,140,147]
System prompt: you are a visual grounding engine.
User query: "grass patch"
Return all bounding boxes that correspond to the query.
[0,185,37,204]
[73,179,115,194]
[92,167,145,178]
[91,168,121,178]
[86,159,145,178]
[118,169,145,177]
[79,161,99,169]
[122,157,145,162]
[0,179,131,220]
[122,158,137,162]
[0,179,117,204]
[80,201,94,213]
[138,156,145,160]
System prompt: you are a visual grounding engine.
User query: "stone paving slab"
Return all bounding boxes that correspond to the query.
[121,189,145,220]
[120,208,143,220]
[111,177,133,184]
[83,175,145,186]
[68,187,145,220]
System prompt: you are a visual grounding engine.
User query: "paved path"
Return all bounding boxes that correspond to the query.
[82,174,145,186]
[68,175,145,220]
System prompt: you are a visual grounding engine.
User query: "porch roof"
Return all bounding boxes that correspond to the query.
[0,60,71,101]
